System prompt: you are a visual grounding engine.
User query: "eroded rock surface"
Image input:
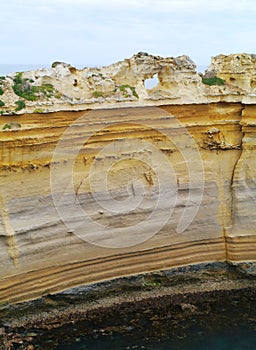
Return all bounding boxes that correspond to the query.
[0,52,256,116]
[0,53,256,305]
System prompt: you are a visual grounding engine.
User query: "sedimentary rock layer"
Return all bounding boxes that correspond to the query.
[0,102,255,304]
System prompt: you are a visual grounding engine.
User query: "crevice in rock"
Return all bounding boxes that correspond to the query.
[227,105,245,261]
[0,195,19,268]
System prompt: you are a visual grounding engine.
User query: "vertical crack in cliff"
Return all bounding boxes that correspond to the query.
[216,150,229,260]
[0,195,19,269]
[228,107,245,261]
[216,105,244,262]
[229,151,242,247]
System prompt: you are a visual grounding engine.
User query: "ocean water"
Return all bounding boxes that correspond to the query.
[0,64,48,76]
[27,287,255,350]
[0,63,87,76]
[56,325,256,350]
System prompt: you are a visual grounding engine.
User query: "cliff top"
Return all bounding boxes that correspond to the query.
[0,52,256,116]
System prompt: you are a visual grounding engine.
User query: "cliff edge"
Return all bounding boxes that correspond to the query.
[0,52,256,116]
[0,53,256,305]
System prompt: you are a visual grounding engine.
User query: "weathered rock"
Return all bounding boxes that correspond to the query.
[0,53,255,305]
[205,53,256,94]
[0,52,256,116]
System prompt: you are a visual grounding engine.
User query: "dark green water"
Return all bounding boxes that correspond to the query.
[56,326,256,350]
[45,287,253,350]
[6,281,255,350]
[56,328,255,350]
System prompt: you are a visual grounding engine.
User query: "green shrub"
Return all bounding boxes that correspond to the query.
[54,92,63,99]
[13,73,38,101]
[2,123,11,130]
[202,77,225,86]
[38,83,55,97]
[119,84,139,98]
[33,108,44,113]
[137,52,149,57]
[0,100,5,107]
[51,61,62,68]
[13,72,23,84]
[12,72,57,101]
[0,77,5,95]
[15,100,25,111]
[2,122,21,130]
[92,91,105,98]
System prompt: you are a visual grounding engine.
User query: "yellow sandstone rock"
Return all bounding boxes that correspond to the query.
[0,53,255,304]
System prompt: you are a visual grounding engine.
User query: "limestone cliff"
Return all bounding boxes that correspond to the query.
[0,53,256,305]
[0,52,256,116]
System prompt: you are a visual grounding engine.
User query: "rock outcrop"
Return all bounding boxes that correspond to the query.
[0,53,256,305]
[0,52,256,116]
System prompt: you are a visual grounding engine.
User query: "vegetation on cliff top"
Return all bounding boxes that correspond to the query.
[12,72,59,101]
[119,84,139,98]
[92,84,139,99]
[92,90,105,98]
[0,76,6,95]
[15,100,26,111]
[202,76,225,86]
[51,61,62,68]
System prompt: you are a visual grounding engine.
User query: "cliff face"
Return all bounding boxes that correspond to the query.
[0,52,256,116]
[0,53,256,304]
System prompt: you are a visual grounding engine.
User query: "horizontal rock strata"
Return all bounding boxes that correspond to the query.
[0,101,256,304]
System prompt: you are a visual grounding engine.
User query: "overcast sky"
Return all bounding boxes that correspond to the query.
[1,0,256,72]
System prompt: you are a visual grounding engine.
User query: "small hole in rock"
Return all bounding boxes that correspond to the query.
[144,74,159,89]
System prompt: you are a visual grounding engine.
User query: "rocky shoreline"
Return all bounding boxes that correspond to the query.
[0,262,255,349]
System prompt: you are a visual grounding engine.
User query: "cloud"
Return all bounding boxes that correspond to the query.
[1,0,256,66]
[8,0,256,14]
[42,0,256,13]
